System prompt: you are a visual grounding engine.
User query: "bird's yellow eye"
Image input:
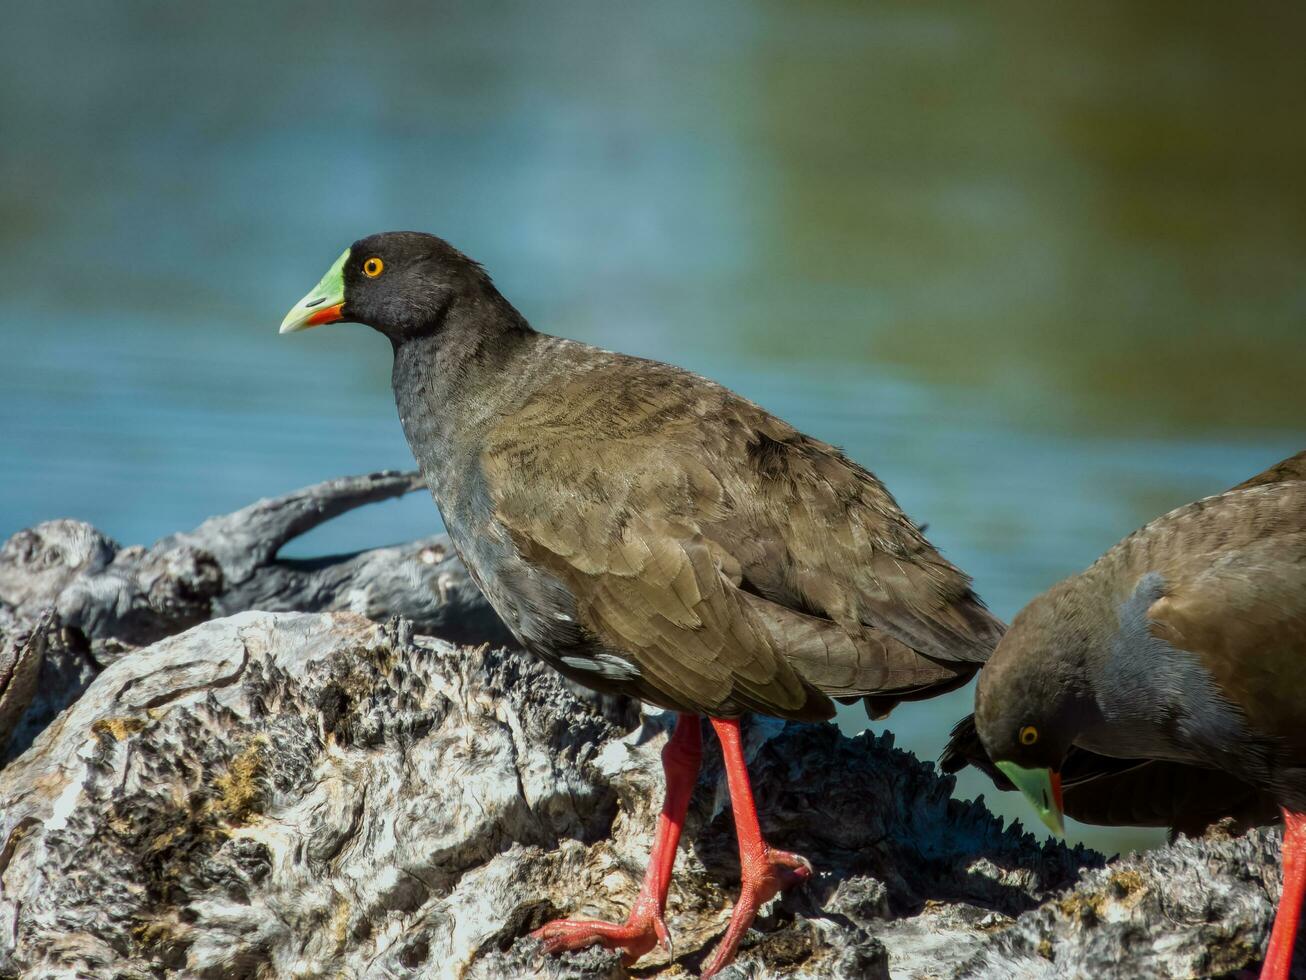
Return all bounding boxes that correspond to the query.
[1019,725,1039,746]
[363,257,384,278]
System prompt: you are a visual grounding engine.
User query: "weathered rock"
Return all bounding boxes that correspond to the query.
[0,472,509,760]
[0,610,1090,979]
[0,613,608,978]
[959,825,1297,979]
[0,612,47,752]
[0,487,1299,979]
[0,471,508,661]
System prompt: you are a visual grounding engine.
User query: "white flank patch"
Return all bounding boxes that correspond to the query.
[560,653,640,681]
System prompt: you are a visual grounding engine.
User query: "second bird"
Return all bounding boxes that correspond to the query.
[280,231,1003,976]
[970,450,1306,980]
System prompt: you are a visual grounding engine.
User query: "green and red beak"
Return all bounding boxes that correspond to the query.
[280,248,349,333]
[996,761,1065,836]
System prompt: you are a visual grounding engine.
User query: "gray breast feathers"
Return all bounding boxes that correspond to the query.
[1089,572,1253,771]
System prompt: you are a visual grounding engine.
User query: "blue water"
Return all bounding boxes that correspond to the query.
[3,1,1303,855]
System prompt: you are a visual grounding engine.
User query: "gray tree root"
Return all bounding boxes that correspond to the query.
[0,472,509,760]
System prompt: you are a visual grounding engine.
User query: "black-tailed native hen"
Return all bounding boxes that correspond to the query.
[279,232,1003,976]
[957,450,1306,980]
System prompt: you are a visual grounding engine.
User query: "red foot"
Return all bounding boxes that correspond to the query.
[534,714,702,969]
[700,717,814,979]
[700,847,812,978]
[531,900,671,965]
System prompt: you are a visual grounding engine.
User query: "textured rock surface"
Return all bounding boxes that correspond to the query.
[0,611,1080,979]
[0,611,47,749]
[958,825,1297,979]
[0,484,1299,979]
[0,472,507,761]
[0,610,1293,979]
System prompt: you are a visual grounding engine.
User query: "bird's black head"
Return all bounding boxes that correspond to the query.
[280,231,521,345]
[974,582,1103,835]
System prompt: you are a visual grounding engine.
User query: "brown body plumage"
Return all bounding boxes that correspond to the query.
[462,339,1001,722]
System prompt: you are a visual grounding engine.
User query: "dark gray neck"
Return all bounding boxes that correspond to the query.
[407,292,532,370]
[391,298,536,448]
[388,296,568,557]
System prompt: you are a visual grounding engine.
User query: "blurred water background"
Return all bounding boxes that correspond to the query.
[3,2,1304,855]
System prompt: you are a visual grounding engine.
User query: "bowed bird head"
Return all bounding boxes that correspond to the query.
[974,584,1106,836]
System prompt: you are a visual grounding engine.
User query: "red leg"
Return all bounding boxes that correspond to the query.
[701,717,812,979]
[532,713,703,964]
[1263,808,1306,980]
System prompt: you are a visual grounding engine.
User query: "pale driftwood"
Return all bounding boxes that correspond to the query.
[0,612,46,753]
[0,470,508,656]
[0,472,509,759]
[957,826,1291,978]
[0,483,1297,978]
[0,611,1289,979]
[0,612,1057,978]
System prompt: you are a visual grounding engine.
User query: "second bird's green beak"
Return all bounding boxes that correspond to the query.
[996,761,1065,836]
[280,248,350,333]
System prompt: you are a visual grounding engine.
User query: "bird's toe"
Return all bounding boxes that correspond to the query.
[531,911,667,965]
[700,848,814,978]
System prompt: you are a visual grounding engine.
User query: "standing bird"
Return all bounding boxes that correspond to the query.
[970,450,1306,980]
[280,232,1003,975]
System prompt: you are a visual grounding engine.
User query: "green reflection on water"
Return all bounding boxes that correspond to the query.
[736,1,1306,435]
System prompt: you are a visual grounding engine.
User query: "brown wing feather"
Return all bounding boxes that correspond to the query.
[1087,480,1306,752]
[482,353,996,718]
[1147,523,1306,753]
[740,592,975,701]
[706,411,1003,663]
[503,504,832,720]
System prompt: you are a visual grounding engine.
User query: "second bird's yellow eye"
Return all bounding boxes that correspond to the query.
[1019,725,1039,746]
[363,257,384,278]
